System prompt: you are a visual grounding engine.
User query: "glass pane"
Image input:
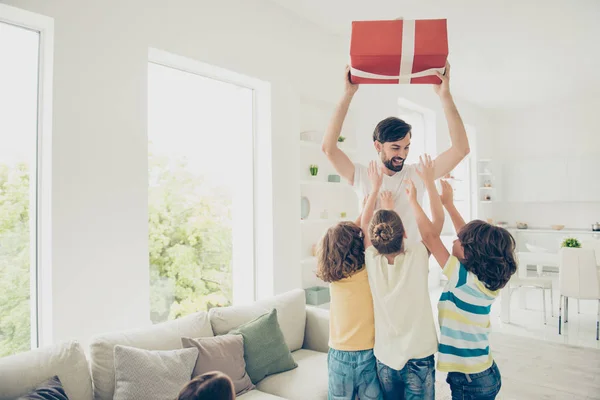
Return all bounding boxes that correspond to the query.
[0,22,40,357]
[448,157,472,221]
[148,62,254,323]
[399,111,425,165]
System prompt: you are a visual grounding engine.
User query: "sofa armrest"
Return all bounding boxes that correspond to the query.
[302,306,330,353]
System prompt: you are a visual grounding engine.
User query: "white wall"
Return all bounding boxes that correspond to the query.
[351,84,494,287]
[3,0,496,346]
[489,97,600,229]
[2,0,356,346]
[352,84,495,228]
[352,85,493,166]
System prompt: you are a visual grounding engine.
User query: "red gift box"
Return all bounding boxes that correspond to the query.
[350,19,448,84]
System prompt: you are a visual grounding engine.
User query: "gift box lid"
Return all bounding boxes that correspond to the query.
[350,19,448,57]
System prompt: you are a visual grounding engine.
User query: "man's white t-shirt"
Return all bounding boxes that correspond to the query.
[353,162,425,243]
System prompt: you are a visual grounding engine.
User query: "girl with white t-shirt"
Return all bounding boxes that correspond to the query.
[360,157,444,400]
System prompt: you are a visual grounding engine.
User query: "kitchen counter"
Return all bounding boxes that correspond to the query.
[507,227,600,235]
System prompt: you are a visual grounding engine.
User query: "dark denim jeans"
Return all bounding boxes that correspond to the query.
[446,362,501,400]
[328,348,383,400]
[376,355,435,400]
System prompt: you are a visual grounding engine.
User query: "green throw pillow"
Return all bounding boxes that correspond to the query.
[228,308,297,383]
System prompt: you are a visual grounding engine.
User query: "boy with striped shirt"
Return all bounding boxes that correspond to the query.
[406,176,517,399]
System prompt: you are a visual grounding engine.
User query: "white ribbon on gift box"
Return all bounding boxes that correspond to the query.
[350,20,446,83]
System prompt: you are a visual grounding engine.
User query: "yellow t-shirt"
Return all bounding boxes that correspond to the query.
[328,267,375,351]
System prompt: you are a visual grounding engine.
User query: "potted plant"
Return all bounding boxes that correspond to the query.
[561,237,581,248]
[309,164,319,178]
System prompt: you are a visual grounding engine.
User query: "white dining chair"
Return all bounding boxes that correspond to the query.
[558,248,600,340]
[582,239,600,314]
[509,252,554,324]
[525,243,550,276]
[582,239,600,266]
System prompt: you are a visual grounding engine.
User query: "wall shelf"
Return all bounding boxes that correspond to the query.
[299,101,359,289]
[300,140,356,154]
[300,218,348,225]
[300,180,352,188]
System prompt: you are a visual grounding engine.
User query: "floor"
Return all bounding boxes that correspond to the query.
[318,269,600,398]
[478,331,600,399]
[319,271,600,349]
[430,270,600,350]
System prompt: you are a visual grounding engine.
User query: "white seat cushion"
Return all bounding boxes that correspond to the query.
[238,390,289,400]
[209,289,306,352]
[89,311,213,400]
[256,349,327,400]
[0,341,92,400]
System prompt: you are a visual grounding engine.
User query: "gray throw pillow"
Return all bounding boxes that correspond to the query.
[113,345,198,400]
[182,335,255,396]
[17,376,68,400]
[228,308,297,383]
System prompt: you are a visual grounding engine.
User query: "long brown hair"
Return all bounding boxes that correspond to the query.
[177,371,235,400]
[316,221,365,282]
[369,209,405,255]
[458,220,517,291]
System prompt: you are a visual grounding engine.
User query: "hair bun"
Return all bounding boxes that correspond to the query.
[373,223,393,243]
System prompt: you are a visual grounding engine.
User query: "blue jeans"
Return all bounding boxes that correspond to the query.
[446,362,501,400]
[328,348,383,400]
[376,355,435,400]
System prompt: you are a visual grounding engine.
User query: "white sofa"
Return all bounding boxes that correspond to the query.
[0,289,331,400]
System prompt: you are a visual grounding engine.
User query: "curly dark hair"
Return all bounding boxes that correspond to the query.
[369,209,405,255]
[316,221,365,282]
[458,220,517,291]
[177,371,234,400]
[373,117,412,144]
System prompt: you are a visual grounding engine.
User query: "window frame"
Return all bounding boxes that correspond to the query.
[147,48,272,306]
[0,3,54,349]
[398,97,437,161]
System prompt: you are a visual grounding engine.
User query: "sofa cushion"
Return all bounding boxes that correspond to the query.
[237,390,288,400]
[89,311,213,400]
[209,289,306,352]
[113,345,198,400]
[229,309,297,384]
[16,376,68,400]
[182,335,255,395]
[0,341,92,400]
[303,307,330,353]
[256,349,328,400]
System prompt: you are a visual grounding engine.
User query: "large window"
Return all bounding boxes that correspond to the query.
[398,99,436,165]
[399,108,426,165]
[0,5,53,357]
[398,99,436,216]
[446,124,476,223]
[449,155,472,219]
[148,51,259,323]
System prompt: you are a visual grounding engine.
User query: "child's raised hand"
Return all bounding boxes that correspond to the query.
[380,191,394,210]
[368,160,384,191]
[440,179,454,206]
[404,179,418,204]
[415,154,435,183]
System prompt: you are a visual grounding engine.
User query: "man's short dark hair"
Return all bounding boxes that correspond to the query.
[373,117,412,144]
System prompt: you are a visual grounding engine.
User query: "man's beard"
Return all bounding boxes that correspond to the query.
[382,153,405,172]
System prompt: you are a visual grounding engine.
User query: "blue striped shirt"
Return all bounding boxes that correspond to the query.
[437,256,499,374]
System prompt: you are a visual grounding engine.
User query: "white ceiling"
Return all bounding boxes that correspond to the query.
[269,0,600,109]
